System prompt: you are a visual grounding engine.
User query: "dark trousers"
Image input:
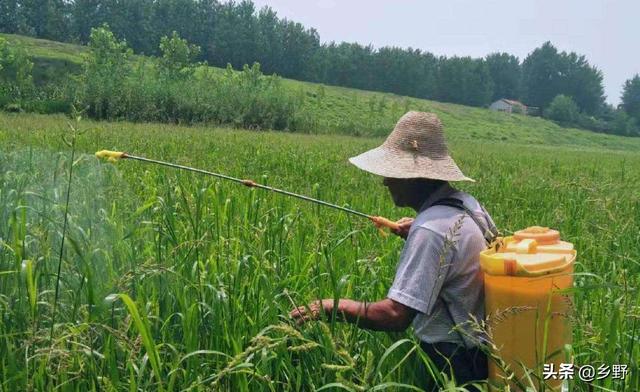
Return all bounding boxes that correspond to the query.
[419,341,488,392]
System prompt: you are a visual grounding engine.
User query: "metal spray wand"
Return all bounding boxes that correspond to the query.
[95,150,400,232]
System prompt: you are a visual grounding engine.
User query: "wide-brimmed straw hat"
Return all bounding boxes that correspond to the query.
[349,111,474,182]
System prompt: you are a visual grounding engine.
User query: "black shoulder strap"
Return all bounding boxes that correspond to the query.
[432,197,499,246]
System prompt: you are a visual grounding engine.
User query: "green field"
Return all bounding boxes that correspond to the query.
[0,111,638,391]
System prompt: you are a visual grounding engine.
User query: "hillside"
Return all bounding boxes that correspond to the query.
[3,33,640,152]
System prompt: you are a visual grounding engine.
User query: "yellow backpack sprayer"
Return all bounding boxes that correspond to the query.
[480,227,576,391]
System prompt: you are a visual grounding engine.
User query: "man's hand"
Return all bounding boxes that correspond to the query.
[290,299,334,326]
[391,217,414,239]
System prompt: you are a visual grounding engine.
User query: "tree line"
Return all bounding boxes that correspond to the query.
[1,0,639,135]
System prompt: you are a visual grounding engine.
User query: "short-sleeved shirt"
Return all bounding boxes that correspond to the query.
[387,183,495,348]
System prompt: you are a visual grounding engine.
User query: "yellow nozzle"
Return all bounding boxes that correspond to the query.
[95,150,125,163]
[369,216,400,237]
[369,216,400,231]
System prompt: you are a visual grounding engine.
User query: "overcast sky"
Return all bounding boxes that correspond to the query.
[250,0,639,105]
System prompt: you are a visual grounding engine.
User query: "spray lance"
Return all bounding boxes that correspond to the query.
[95,150,401,233]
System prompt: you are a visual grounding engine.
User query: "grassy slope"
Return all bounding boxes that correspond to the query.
[3,33,640,152]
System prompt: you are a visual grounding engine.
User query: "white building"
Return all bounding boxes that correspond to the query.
[489,99,528,114]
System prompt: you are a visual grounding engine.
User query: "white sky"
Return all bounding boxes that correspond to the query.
[250,0,639,105]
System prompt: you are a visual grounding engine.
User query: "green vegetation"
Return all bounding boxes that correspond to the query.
[3,0,638,135]
[0,33,84,89]
[2,32,640,151]
[1,30,299,130]
[0,112,639,390]
[2,4,639,391]
[622,75,640,121]
[0,37,34,105]
[545,95,580,124]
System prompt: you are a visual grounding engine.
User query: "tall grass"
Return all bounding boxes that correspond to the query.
[0,112,638,390]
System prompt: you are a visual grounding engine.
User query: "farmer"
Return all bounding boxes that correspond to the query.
[290,111,496,391]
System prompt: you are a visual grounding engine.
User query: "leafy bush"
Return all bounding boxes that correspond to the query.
[208,63,299,130]
[576,113,608,133]
[65,26,301,130]
[611,110,640,137]
[158,31,201,81]
[79,24,133,119]
[0,37,34,103]
[545,94,579,123]
[23,98,72,114]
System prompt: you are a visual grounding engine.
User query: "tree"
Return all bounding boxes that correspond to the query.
[621,74,640,121]
[211,0,258,69]
[12,0,70,40]
[276,19,319,80]
[150,0,206,56]
[0,37,34,101]
[101,0,154,55]
[371,47,437,99]
[561,52,605,115]
[72,0,107,43]
[80,25,132,119]
[255,6,282,74]
[436,56,493,107]
[522,42,605,115]
[189,0,219,61]
[0,0,28,34]
[521,42,565,111]
[158,31,201,80]
[84,25,132,71]
[545,94,579,123]
[317,42,373,89]
[485,52,521,101]
[610,109,639,137]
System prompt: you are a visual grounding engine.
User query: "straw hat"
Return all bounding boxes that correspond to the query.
[349,111,474,182]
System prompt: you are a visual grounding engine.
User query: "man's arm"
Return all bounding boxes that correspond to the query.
[290,223,440,332]
[290,298,417,332]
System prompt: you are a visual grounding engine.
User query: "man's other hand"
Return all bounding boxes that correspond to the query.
[290,299,334,326]
[391,217,414,239]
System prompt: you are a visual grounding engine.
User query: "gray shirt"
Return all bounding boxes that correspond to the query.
[387,183,495,348]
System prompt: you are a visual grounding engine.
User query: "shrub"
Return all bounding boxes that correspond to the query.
[611,109,640,137]
[79,24,133,119]
[23,98,72,115]
[576,113,608,133]
[67,25,301,130]
[158,31,201,82]
[0,37,34,103]
[208,63,299,130]
[545,94,579,124]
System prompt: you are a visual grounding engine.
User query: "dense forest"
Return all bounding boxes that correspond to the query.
[1,0,639,135]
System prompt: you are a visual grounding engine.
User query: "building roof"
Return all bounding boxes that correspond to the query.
[501,99,527,107]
